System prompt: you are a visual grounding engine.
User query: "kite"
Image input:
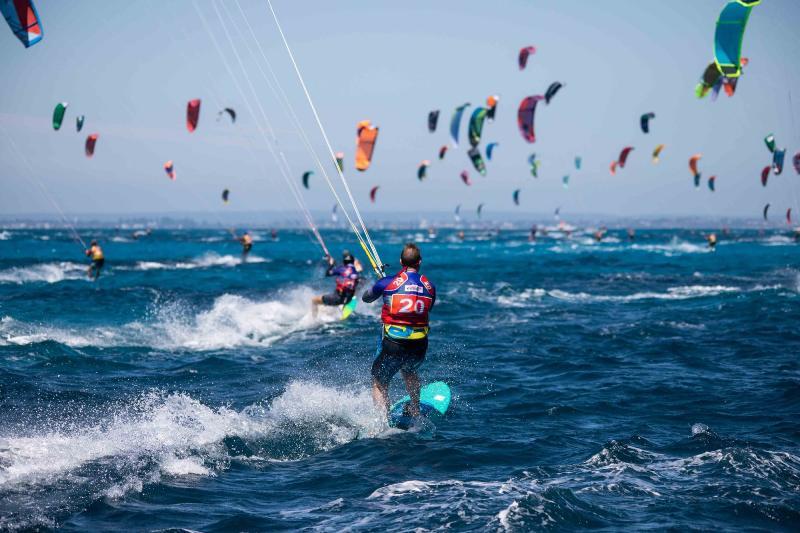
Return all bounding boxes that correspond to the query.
[1,0,42,48]
[428,110,439,132]
[760,165,769,186]
[417,160,430,181]
[85,134,98,158]
[517,95,544,143]
[331,204,338,223]
[486,95,499,121]
[302,170,313,189]
[708,175,716,191]
[76,115,84,132]
[460,170,471,186]
[694,173,702,188]
[610,161,618,176]
[450,103,470,147]
[544,82,563,105]
[355,120,378,171]
[640,112,655,134]
[468,147,486,176]
[764,133,775,153]
[335,152,344,173]
[619,146,634,168]
[468,107,488,148]
[164,160,176,180]
[486,142,499,161]
[793,152,800,175]
[689,154,702,176]
[714,0,760,78]
[222,189,230,203]
[575,156,582,170]
[772,148,786,175]
[562,175,570,189]
[763,203,770,220]
[369,185,379,203]
[477,203,484,218]
[52,102,67,131]
[513,189,520,206]
[518,46,536,70]
[528,154,540,178]
[438,145,448,160]
[454,204,461,221]
[787,208,793,225]
[186,99,201,132]
[217,107,236,123]
[652,144,665,164]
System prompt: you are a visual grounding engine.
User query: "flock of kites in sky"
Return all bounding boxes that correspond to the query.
[3,0,799,222]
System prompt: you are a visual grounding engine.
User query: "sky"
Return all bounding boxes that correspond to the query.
[1,0,799,224]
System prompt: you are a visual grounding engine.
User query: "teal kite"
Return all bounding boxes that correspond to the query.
[714,0,760,78]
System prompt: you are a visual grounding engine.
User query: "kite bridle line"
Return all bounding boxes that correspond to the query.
[192,0,330,258]
[1,123,87,251]
[264,0,385,278]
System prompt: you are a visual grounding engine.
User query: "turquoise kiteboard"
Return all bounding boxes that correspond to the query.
[340,298,357,320]
[389,381,451,430]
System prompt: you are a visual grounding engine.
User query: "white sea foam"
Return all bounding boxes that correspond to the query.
[0,262,87,284]
[126,252,268,272]
[0,287,342,350]
[0,230,12,240]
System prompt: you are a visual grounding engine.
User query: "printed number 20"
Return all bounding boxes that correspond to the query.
[398,297,426,314]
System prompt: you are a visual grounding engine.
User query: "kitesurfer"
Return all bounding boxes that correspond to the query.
[529,225,537,242]
[85,239,104,280]
[362,243,436,419]
[239,231,253,261]
[311,250,362,318]
[707,233,718,250]
[627,229,636,241]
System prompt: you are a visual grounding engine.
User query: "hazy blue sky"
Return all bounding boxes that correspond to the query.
[1,0,799,222]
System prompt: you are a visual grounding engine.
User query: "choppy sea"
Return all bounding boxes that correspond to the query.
[1,226,798,531]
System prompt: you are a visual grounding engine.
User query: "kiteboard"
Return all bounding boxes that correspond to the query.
[389,381,451,430]
[340,297,357,320]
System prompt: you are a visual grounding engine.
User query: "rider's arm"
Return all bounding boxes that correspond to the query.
[362,276,392,303]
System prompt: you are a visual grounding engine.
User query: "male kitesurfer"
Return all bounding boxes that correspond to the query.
[311,250,362,317]
[239,231,253,261]
[85,239,104,280]
[707,232,717,250]
[362,243,436,419]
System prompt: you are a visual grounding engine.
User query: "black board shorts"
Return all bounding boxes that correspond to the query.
[92,258,104,269]
[321,290,353,306]
[372,336,428,385]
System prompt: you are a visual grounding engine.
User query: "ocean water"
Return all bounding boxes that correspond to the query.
[0,226,799,531]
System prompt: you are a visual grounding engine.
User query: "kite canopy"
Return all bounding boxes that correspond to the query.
[186,99,201,133]
[512,189,520,206]
[335,152,344,173]
[355,120,378,171]
[544,82,563,105]
[468,107,488,148]
[610,161,618,176]
[618,147,634,168]
[164,160,175,180]
[428,110,439,133]
[764,133,775,153]
[1,0,42,48]
[689,154,702,176]
[302,170,313,189]
[575,156,582,170]
[477,203,484,218]
[486,142,498,161]
[793,152,800,175]
[518,46,536,70]
[760,166,769,186]
[460,170,471,186]
[708,175,716,192]
[640,112,655,134]
[652,144,665,163]
[772,148,786,175]
[449,103,470,147]
[468,147,486,176]
[517,95,544,143]
[417,160,430,181]
[85,134,98,158]
[52,102,67,131]
[438,145,448,160]
[76,115,84,132]
[486,95,499,121]
[787,208,793,225]
[714,0,760,78]
[369,185,379,203]
[218,107,236,123]
[763,203,770,221]
[562,175,570,189]
[222,189,229,203]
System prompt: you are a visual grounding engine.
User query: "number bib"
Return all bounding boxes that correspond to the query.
[381,270,435,329]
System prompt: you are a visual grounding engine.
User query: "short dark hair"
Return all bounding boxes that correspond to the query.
[401,243,421,267]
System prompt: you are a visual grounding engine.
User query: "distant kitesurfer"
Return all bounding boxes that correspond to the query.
[311,250,362,318]
[85,239,104,280]
[593,228,607,242]
[239,231,253,261]
[529,225,537,242]
[627,228,636,241]
[457,230,465,242]
[707,233,717,250]
[362,243,436,419]
[271,229,278,241]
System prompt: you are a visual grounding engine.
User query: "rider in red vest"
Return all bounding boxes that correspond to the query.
[362,243,436,418]
[311,250,362,317]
